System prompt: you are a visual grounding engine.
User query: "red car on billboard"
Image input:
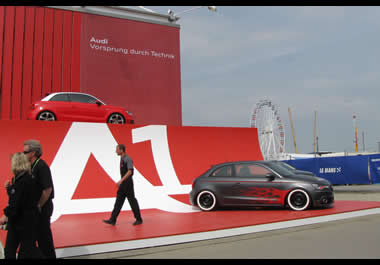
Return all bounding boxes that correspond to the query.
[27,92,134,124]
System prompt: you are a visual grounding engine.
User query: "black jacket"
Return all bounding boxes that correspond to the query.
[4,171,40,227]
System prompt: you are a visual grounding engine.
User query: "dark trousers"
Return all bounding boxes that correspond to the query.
[110,178,142,222]
[4,213,43,259]
[37,200,56,259]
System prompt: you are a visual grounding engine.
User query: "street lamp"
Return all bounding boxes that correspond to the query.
[168,6,217,22]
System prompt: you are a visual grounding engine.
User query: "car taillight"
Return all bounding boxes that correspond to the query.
[30,104,36,110]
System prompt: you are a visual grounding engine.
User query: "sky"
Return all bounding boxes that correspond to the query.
[141,6,380,154]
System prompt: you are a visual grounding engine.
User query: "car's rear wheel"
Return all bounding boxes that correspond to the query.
[37,111,56,121]
[196,190,217,211]
[107,113,125,124]
[287,189,310,211]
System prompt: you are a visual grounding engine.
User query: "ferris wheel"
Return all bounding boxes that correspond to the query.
[250,99,285,160]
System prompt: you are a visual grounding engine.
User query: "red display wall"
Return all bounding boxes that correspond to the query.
[0,6,182,125]
[80,12,182,125]
[0,6,81,120]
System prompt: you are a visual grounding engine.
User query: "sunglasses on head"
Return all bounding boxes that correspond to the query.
[23,150,33,154]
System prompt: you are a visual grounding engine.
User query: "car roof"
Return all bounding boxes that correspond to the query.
[212,160,273,167]
[42,92,103,102]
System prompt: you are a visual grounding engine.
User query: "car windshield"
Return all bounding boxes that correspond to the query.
[267,162,295,177]
[278,162,296,170]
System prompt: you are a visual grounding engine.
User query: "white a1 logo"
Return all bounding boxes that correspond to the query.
[50,123,198,223]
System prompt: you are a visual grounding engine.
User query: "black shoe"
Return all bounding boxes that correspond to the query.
[103,219,116,225]
[133,219,143,225]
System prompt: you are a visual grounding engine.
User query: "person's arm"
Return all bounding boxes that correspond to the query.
[4,180,10,189]
[4,178,26,219]
[116,169,132,187]
[0,215,7,225]
[35,161,54,211]
[38,187,52,210]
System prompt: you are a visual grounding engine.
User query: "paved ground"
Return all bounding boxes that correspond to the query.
[72,184,380,259]
[332,184,380,201]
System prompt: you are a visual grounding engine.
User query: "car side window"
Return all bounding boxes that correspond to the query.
[49,94,70,102]
[210,166,232,177]
[250,165,271,176]
[236,164,271,177]
[70,94,98,104]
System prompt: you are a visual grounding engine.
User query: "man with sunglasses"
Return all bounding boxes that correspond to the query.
[23,140,56,259]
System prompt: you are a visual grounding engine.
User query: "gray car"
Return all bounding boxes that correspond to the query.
[190,160,334,211]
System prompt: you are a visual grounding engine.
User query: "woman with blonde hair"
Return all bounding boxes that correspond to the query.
[0,153,42,259]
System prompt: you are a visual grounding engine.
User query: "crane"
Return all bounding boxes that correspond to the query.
[353,115,359,152]
[313,110,317,153]
[288,107,298,153]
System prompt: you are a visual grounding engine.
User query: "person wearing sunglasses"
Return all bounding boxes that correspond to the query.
[23,140,56,259]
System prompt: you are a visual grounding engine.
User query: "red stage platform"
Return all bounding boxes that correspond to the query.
[41,201,380,257]
[1,200,380,257]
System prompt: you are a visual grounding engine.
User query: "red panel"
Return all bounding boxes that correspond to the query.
[52,9,63,92]
[72,154,118,199]
[62,11,73,92]
[167,126,264,185]
[71,12,81,92]
[80,14,182,125]
[11,6,25,120]
[1,6,15,120]
[0,7,5,94]
[21,7,36,120]
[41,8,54,98]
[31,7,45,103]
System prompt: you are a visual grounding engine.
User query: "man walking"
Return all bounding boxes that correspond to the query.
[23,139,56,259]
[103,144,142,226]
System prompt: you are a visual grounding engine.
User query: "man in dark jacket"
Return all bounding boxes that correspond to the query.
[23,140,56,259]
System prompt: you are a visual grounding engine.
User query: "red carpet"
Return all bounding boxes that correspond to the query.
[8,200,378,249]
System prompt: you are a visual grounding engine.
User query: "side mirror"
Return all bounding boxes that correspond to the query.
[95,101,102,106]
[266,173,275,181]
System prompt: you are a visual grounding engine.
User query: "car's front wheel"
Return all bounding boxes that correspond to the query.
[37,111,56,121]
[287,189,311,211]
[107,113,125,124]
[196,190,217,211]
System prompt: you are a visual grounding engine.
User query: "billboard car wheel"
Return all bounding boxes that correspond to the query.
[107,113,125,124]
[37,111,56,121]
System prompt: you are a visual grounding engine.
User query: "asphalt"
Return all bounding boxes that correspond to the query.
[333,183,380,193]
[332,184,380,201]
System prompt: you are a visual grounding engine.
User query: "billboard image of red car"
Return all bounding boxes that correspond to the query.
[27,92,134,124]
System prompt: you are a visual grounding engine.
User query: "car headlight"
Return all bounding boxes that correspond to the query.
[312,184,327,190]
[125,110,133,116]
